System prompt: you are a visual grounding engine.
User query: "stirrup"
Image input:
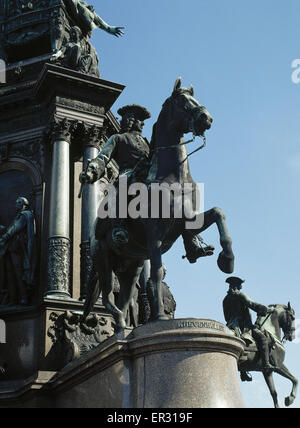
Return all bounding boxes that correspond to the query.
[183,245,215,264]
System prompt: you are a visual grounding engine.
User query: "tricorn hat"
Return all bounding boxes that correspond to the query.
[226,277,245,286]
[117,104,151,121]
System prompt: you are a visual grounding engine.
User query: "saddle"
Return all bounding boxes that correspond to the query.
[240,330,281,367]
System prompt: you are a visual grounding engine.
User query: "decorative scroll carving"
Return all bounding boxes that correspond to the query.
[47,310,114,366]
[47,237,71,297]
[55,96,105,116]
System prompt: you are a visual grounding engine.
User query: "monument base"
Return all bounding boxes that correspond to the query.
[0,319,245,408]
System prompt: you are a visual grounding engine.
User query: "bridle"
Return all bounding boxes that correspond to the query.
[154,90,208,161]
[282,306,295,343]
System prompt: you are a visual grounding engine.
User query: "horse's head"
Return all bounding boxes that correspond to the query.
[162,77,213,137]
[280,302,296,342]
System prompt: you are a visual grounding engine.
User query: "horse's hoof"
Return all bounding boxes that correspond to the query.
[114,313,127,332]
[285,396,294,407]
[153,314,170,322]
[217,251,235,274]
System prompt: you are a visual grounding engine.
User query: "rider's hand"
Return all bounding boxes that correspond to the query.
[79,171,94,185]
[79,159,106,184]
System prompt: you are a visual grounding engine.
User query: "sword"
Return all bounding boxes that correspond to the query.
[78,159,91,199]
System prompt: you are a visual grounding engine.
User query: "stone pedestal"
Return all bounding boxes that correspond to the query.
[129,319,245,408]
[0,318,245,408]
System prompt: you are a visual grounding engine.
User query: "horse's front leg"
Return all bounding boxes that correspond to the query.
[191,207,234,274]
[263,372,280,408]
[274,364,298,407]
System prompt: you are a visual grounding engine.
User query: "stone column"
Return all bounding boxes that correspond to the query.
[46,118,77,300]
[80,125,102,300]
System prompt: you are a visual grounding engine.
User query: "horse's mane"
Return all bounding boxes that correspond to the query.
[150,86,194,150]
[269,304,289,310]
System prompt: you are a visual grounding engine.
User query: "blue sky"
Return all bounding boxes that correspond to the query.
[88,0,300,408]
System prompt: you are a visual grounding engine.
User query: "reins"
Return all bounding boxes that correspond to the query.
[154,134,207,164]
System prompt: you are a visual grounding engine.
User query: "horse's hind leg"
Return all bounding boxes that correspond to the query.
[98,242,126,330]
[263,372,279,408]
[274,365,298,407]
[117,260,144,327]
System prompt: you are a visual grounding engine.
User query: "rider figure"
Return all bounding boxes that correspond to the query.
[223,277,273,374]
[79,104,208,264]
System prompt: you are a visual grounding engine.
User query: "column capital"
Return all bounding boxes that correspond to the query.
[47,117,78,143]
[81,123,106,150]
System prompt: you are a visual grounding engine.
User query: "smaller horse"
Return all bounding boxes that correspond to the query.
[239,303,298,408]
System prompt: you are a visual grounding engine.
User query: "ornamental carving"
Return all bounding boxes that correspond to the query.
[0,138,45,171]
[55,97,105,116]
[47,237,70,295]
[47,311,114,367]
[80,241,93,300]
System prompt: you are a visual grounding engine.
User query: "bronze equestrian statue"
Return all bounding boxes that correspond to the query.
[223,276,273,372]
[223,277,298,408]
[80,78,235,330]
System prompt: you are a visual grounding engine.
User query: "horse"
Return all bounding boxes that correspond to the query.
[84,78,235,330]
[239,303,298,408]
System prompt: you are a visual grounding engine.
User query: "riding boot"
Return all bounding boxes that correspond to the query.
[182,231,214,264]
[240,371,252,382]
[253,329,273,371]
[259,341,273,371]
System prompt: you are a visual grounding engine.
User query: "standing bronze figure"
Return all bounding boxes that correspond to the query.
[63,0,124,38]
[0,197,36,306]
